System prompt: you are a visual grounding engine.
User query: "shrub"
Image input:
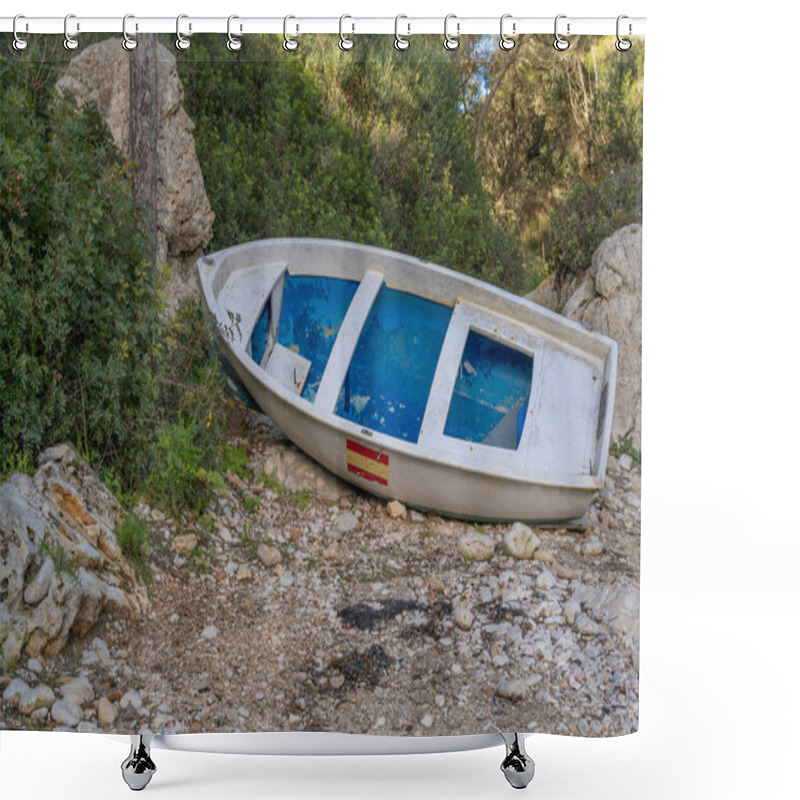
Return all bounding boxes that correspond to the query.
[116,513,152,582]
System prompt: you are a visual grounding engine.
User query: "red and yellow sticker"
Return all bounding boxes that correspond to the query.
[346,439,389,486]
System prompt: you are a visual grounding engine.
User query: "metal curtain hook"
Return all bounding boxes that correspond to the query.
[176,14,191,50]
[499,14,515,51]
[394,15,410,51]
[12,14,28,51]
[443,14,460,51]
[227,15,242,51]
[616,14,632,51]
[283,15,299,51]
[554,14,570,51]
[339,14,354,51]
[64,14,79,50]
[121,14,137,51]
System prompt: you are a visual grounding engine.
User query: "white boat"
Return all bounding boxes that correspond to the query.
[197,238,616,522]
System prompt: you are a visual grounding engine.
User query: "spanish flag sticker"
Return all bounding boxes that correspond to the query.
[346,439,389,486]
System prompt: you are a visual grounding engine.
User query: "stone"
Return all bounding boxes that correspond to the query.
[502,523,541,560]
[236,565,253,581]
[278,571,295,587]
[173,534,198,556]
[51,699,83,727]
[59,676,94,705]
[387,500,407,519]
[581,537,604,557]
[458,531,495,562]
[495,677,529,702]
[257,544,282,568]
[201,625,218,640]
[19,684,56,715]
[335,512,359,534]
[26,657,43,674]
[97,697,119,727]
[575,614,601,636]
[420,713,434,728]
[618,453,633,471]
[330,674,345,690]
[453,605,474,631]
[534,549,555,563]
[120,690,143,711]
[409,510,425,523]
[91,637,112,666]
[3,678,31,706]
[434,694,446,708]
[536,570,557,591]
[56,39,214,311]
[560,225,642,448]
[23,557,55,605]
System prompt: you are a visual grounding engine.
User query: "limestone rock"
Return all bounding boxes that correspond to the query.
[561,225,642,448]
[387,501,407,519]
[51,699,84,727]
[502,523,541,560]
[458,532,495,562]
[173,534,198,556]
[55,39,214,311]
[257,544,282,568]
[97,697,119,727]
[3,678,31,706]
[335,512,359,534]
[535,570,557,591]
[495,677,529,702]
[0,445,148,664]
[453,605,474,631]
[19,684,56,715]
[581,536,605,557]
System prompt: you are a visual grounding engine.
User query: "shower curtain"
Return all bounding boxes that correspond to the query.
[1,24,642,745]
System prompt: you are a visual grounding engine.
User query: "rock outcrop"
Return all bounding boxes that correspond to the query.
[527,224,642,448]
[55,39,214,310]
[0,445,148,666]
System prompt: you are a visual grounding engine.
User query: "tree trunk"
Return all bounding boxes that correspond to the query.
[129,34,159,263]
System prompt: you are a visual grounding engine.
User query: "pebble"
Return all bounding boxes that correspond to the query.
[418,713,434,729]
[257,544,282,568]
[434,694,446,708]
[97,697,119,727]
[3,678,31,706]
[495,677,529,701]
[575,614,601,636]
[581,537,604,556]
[387,500,407,519]
[453,604,474,630]
[60,676,94,705]
[563,599,581,625]
[618,454,633,471]
[409,510,425,523]
[502,523,541,560]
[278,571,295,587]
[534,550,556,563]
[91,637,112,666]
[236,565,253,581]
[536,570,557,591]
[219,526,233,543]
[19,684,56,715]
[26,657,43,674]
[201,625,219,640]
[458,531,495,562]
[330,675,345,690]
[335,512,359,534]
[120,690,144,711]
[51,699,83,727]
[173,534,198,555]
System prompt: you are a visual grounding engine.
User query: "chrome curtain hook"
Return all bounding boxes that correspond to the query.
[64,14,79,50]
[616,14,632,51]
[227,15,242,51]
[339,14,354,51]
[394,15,410,51]
[499,14,516,51]
[554,14,570,51]
[283,15,299,51]
[176,14,191,50]
[121,14,138,51]
[12,14,28,51]
[443,14,460,51]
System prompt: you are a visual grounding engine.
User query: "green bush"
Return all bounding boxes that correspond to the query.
[547,163,642,291]
[116,512,152,582]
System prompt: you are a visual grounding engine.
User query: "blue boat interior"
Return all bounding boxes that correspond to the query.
[249,274,533,450]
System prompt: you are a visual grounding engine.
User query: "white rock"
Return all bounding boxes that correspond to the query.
[575,614,601,636]
[387,500,407,519]
[434,694,446,708]
[495,677,529,701]
[536,570,557,591]
[581,537,604,556]
[3,678,31,706]
[97,697,119,727]
[458,531,495,562]
[19,684,56,715]
[23,557,55,605]
[502,523,541,559]
[335,512,359,534]
[257,544,282,568]
[51,699,83,727]
[236,565,253,581]
[618,453,633,471]
[409,510,425,523]
[278,571,295,587]
[420,713,434,728]
[91,637,112,666]
[201,625,218,640]
[59,676,94,705]
[120,690,143,711]
[173,534,198,556]
[26,657,43,674]
[453,604,474,630]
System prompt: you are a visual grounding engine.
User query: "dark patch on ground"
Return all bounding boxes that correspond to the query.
[329,645,391,687]
[338,598,420,629]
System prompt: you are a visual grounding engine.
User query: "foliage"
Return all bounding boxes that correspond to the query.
[115,512,152,582]
[37,532,81,584]
[610,434,641,468]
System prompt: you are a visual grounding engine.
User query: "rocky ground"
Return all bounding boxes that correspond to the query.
[1,412,639,739]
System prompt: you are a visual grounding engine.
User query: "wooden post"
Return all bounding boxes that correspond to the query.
[129,33,159,263]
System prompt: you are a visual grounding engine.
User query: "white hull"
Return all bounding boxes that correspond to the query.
[198,239,616,522]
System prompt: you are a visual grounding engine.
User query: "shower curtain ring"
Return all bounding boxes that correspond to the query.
[443,14,460,51]
[616,15,632,51]
[339,14,354,51]
[227,15,242,51]
[121,14,137,50]
[554,14,570,51]
[283,15,299,51]
[12,14,28,51]
[176,14,191,50]
[394,15,410,51]
[64,14,79,50]
[499,14,516,51]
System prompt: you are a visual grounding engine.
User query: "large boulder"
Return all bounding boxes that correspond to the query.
[55,39,214,310]
[0,445,148,666]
